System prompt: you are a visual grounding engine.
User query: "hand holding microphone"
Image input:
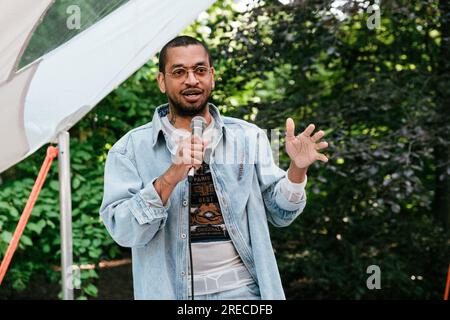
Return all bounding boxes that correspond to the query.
[153,116,207,205]
[169,116,207,184]
[187,116,207,181]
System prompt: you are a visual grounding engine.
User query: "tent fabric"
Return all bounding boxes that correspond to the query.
[0,0,53,83]
[0,0,215,173]
[0,64,39,168]
[17,0,130,69]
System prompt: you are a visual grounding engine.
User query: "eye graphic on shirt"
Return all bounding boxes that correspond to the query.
[191,203,222,225]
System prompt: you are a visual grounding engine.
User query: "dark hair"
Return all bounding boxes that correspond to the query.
[158,36,213,72]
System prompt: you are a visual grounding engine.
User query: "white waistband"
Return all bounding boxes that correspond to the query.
[188,265,254,296]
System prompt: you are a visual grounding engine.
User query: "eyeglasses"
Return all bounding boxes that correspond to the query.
[165,66,211,80]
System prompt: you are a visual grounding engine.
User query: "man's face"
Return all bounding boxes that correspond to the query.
[157,45,215,116]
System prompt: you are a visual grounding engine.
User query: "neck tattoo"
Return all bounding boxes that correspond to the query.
[168,105,176,126]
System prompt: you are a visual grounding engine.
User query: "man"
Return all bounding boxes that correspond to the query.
[100,36,328,300]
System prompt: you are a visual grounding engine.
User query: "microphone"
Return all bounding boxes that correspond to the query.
[188,116,207,182]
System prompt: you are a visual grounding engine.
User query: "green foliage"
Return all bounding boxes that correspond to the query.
[0,137,119,299]
[1,0,449,299]
[206,0,450,299]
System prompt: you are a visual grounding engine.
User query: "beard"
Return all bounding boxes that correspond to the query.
[167,94,209,117]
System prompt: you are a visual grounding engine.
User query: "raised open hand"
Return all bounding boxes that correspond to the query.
[285,118,329,169]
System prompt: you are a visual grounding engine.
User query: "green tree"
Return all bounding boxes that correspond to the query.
[204,0,449,298]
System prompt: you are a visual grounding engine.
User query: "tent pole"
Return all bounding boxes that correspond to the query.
[58,131,73,300]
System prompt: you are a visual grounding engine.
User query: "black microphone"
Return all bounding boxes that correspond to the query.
[188,116,207,182]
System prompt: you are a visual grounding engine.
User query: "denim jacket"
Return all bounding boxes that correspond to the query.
[100,103,307,300]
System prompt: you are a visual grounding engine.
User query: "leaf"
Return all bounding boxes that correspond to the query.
[21,235,33,246]
[10,206,19,218]
[88,248,101,259]
[28,220,46,235]
[0,201,19,217]
[77,150,92,161]
[1,231,12,243]
[73,178,81,190]
[81,239,91,247]
[46,220,56,229]
[73,276,82,289]
[49,180,59,192]
[72,164,84,171]
[37,219,46,231]
[87,269,99,279]
[12,278,26,292]
[27,222,39,234]
[84,283,98,297]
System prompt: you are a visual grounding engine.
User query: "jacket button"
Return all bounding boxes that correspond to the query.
[181,233,186,239]
[182,200,188,206]
[181,271,185,276]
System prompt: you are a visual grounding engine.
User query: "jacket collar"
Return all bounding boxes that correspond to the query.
[151,103,225,148]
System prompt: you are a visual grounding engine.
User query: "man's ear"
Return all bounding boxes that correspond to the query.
[157,72,166,93]
[210,67,215,90]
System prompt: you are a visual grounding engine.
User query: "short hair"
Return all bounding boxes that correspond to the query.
[158,36,213,72]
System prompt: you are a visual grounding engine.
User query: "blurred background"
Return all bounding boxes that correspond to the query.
[0,0,449,299]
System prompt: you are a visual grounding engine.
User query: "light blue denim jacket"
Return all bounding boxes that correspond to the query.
[100,103,307,300]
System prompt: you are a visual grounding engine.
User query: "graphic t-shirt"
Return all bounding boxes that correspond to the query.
[189,162,230,243]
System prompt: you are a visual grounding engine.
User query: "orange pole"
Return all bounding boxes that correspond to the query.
[444,263,450,300]
[0,146,58,285]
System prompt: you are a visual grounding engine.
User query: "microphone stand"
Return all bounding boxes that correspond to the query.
[186,116,205,300]
[188,173,195,300]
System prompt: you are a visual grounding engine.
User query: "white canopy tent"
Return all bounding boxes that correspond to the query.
[0,0,215,299]
[0,0,215,172]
